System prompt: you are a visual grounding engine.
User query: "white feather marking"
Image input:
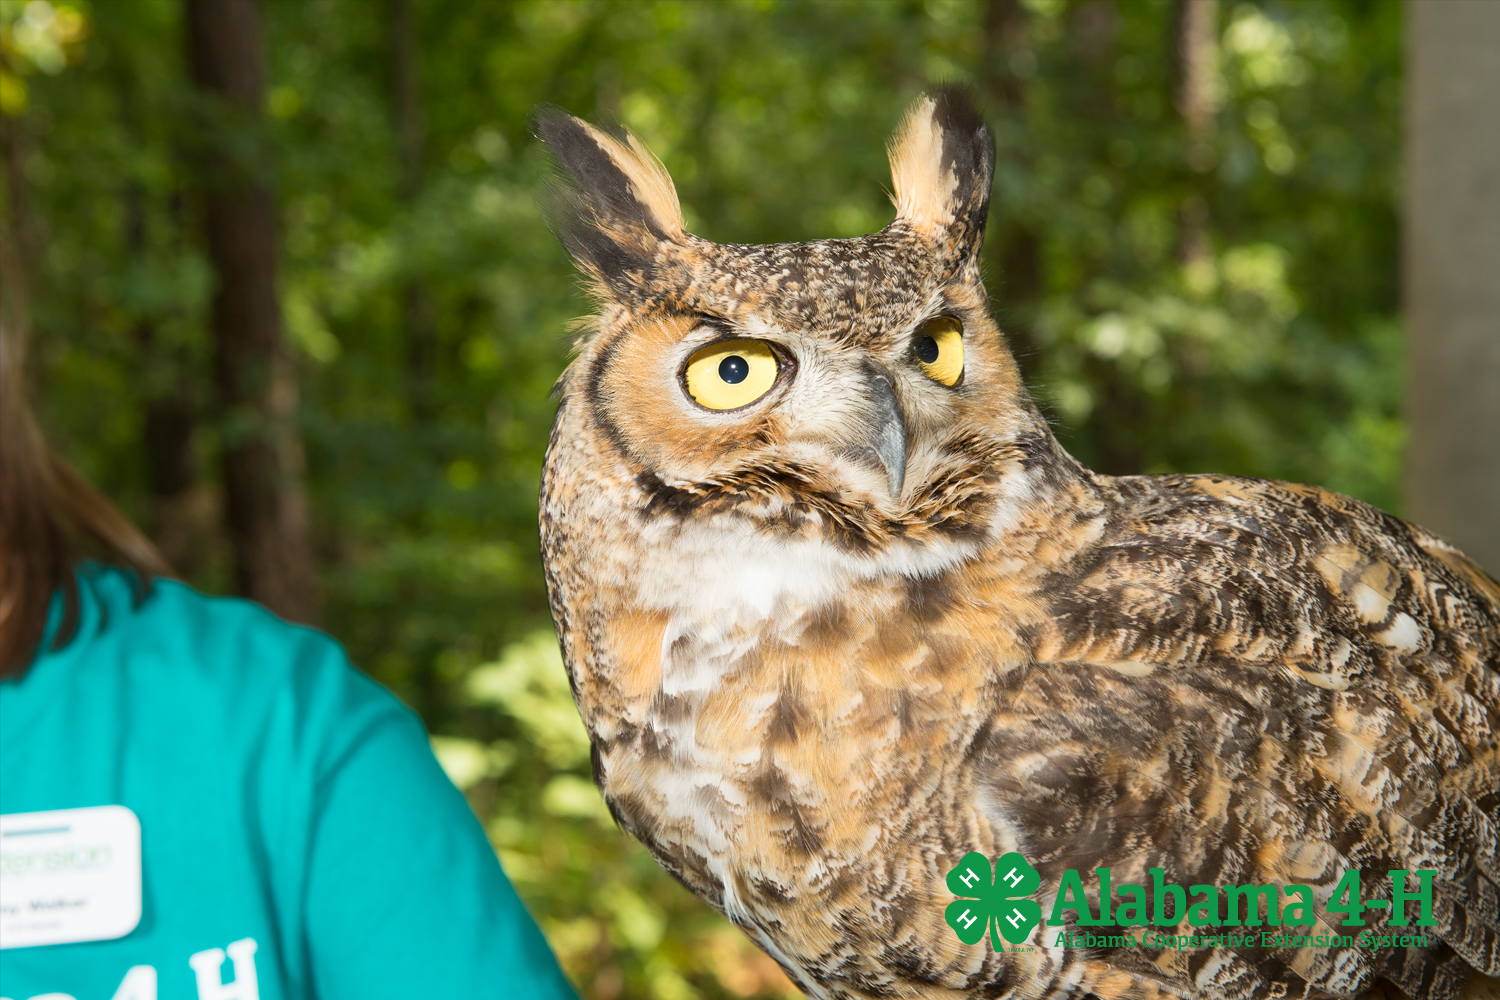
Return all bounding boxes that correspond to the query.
[1375,612,1422,653]
[1351,581,1392,624]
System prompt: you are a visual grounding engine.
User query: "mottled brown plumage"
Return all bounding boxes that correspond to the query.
[534,91,1500,1000]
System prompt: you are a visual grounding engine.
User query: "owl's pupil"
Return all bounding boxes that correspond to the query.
[915,335,940,364]
[719,356,750,384]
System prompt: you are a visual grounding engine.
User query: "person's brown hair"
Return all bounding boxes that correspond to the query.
[1,322,173,677]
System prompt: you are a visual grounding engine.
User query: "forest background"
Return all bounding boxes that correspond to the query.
[0,0,1452,997]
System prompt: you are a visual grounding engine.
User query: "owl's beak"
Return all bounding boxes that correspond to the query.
[865,366,908,499]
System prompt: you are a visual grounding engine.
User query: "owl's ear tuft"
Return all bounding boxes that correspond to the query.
[533,106,685,290]
[888,87,995,262]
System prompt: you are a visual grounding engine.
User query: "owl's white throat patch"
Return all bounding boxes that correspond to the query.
[637,504,986,695]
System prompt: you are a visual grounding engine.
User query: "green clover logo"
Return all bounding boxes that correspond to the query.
[944,852,1042,950]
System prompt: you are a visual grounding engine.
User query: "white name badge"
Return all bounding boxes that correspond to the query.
[0,805,143,949]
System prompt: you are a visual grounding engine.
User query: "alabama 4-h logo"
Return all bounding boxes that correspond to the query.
[945,852,1042,950]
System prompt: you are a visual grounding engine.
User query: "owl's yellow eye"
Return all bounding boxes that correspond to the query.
[683,339,780,411]
[913,316,964,386]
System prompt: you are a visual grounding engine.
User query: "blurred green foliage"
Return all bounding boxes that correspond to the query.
[5,0,1400,996]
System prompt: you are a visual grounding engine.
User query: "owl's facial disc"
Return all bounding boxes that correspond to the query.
[590,311,924,511]
[682,330,913,500]
[677,336,906,495]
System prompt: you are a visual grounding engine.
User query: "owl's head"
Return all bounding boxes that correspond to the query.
[538,89,1057,570]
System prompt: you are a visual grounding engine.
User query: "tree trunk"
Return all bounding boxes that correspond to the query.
[185,0,319,621]
[1405,0,1500,573]
[1,64,34,348]
[388,0,436,423]
[390,0,423,200]
[125,185,208,577]
[983,0,1027,108]
[388,0,442,721]
[1172,0,1218,264]
[982,0,1041,382]
[116,55,212,578]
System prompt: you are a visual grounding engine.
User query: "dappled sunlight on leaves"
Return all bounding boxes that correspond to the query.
[468,630,591,771]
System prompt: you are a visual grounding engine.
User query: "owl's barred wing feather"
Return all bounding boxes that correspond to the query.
[998,475,1500,999]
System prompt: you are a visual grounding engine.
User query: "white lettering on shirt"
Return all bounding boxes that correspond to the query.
[188,938,259,1000]
[109,966,158,1000]
[4,965,158,1000]
[2,963,156,1000]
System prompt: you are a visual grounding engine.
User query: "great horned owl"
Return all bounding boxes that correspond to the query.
[534,90,1499,1000]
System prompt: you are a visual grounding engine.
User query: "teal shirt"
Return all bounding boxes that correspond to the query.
[0,568,576,1000]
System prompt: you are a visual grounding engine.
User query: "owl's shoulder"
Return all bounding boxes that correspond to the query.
[1024,472,1499,675]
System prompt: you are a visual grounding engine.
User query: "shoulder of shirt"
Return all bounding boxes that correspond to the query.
[84,567,413,735]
